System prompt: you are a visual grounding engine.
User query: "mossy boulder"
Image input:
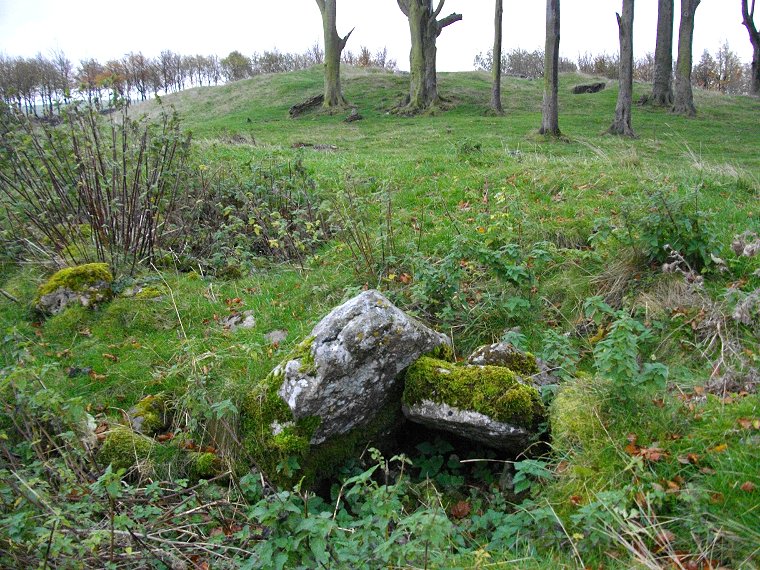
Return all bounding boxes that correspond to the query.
[240,290,450,486]
[35,263,113,316]
[402,356,546,451]
[187,451,223,481]
[98,427,155,472]
[129,392,171,435]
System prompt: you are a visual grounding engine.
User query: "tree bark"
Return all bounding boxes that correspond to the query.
[490,0,504,113]
[673,0,700,116]
[608,0,636,136]
[651,0,674,106]
[540,0,561,135]
[743,0,760,96]
[397,0,462,112]
[315,0,353,108]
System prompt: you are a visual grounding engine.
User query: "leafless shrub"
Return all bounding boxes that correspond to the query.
[0,100,190,274]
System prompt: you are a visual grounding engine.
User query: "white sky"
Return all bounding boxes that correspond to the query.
[0,1,753,71]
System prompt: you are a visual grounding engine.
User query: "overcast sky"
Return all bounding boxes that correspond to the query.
[0,1,753,71]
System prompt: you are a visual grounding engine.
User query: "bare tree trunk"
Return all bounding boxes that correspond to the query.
[673,0,700,116]
[540,0,561,135]
[315,0,353,108]
[743,0,760,96]
[651,0,674,106]
[490,0,504,113]
[397,0,462,112]
[608,0,636,136]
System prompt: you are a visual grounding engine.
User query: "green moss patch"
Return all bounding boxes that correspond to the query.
[37,263,113,299]
[131,392,171,435]
[403,356,545,429]
[98,427,155,472]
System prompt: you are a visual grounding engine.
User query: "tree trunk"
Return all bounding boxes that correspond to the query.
[315,0,353,108]
[608,0,636,137]
[651,0,674,106]
[673,0,700,116]
[540,0,561,135]
[397,0,462,112]
[743,0,760,96]
[490,0,504,113]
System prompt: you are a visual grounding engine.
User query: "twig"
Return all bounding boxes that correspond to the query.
[0,288,20,303]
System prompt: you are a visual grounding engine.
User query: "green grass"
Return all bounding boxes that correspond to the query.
[1,66,759,568]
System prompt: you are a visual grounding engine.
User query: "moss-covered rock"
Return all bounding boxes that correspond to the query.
[98,427,155,472]
[401,356,545,450]
[404,356,545,429]
[188,451,223,481]
[130,392,171,435]
[35,263,113,315]
[467,343,540,376]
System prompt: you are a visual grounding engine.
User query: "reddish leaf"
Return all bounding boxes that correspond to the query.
[450,500,471,519]
[569,495,583,506]
[740,481,756,492]
[737,418,760,430]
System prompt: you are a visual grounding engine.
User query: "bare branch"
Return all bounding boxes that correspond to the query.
[432,0,446,20]
[436,12,462,35]
[340,27,355,51]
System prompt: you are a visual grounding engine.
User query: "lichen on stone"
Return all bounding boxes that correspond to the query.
[403,356,545,429]
[467,343,540,376]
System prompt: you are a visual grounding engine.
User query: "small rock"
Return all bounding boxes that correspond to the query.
[264,329,288,345]
[220,310,256,331]
[35,263,113,316]
[467,342,558,386]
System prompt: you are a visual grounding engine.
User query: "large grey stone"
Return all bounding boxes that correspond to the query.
[276,290,450,445]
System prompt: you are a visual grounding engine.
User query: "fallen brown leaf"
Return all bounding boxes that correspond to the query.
[740,481,756,492]
[450,500,471,519]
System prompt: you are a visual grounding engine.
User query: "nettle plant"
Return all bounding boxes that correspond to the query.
[583,296,669,391]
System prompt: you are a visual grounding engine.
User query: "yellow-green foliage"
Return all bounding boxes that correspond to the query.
[98,427,154,472]
[37,263,113,299]
[134,286,164,300]
[132,392,170,435]
[188,451,222,480]
[403,356,545,429]
[550,374,608,450]
[425,343,456,363]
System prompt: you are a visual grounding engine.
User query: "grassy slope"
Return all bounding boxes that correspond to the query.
[2,66,759,568]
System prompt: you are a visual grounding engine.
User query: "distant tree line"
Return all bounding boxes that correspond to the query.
[472,42,753,95]
[0,45,396,115]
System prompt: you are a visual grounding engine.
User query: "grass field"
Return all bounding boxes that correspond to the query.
[1,66,759,568]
